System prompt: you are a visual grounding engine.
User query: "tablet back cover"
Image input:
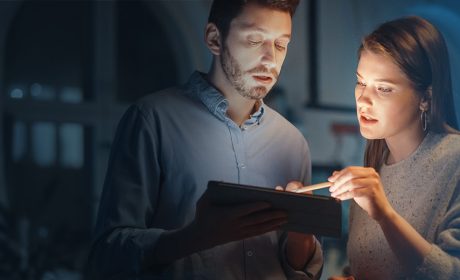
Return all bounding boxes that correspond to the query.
[207,181,342,238]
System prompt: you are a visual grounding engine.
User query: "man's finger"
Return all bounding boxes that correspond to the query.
[239,209,288,227]
[285,181,303,192]
[241,217,287,237]
[231,201,272,217]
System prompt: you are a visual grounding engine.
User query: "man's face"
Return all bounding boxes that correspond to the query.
[220,3,292,100]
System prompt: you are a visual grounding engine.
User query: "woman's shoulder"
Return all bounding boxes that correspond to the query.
[438,133,460,153]
[429,133,460,167]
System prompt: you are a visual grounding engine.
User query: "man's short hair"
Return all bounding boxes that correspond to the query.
[208,0,300,41]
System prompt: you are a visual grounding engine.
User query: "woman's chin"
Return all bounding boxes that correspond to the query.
[359,128,381,140]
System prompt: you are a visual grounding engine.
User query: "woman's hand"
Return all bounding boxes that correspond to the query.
[329,167,432,272]
[328,166,393,221]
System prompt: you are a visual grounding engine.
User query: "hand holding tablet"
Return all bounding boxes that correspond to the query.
[206,181,342,238]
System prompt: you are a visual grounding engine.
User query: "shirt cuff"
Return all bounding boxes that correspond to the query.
[279,233,324,280]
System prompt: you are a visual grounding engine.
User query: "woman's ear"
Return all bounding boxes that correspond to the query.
[204,23,222,55]
[419,86,432,111]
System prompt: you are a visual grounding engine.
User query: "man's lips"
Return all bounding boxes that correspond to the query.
[252,75,274,84]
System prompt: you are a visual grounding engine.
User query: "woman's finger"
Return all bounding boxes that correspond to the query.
[330,167,377,192]
[331,178,371,198]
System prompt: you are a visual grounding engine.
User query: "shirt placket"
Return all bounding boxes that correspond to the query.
[243,238,258,280]
[227,122,249,184]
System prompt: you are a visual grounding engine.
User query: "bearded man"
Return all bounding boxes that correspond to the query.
[88,0,323,279]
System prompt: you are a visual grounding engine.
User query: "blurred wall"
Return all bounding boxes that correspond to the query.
[0,0,459,279]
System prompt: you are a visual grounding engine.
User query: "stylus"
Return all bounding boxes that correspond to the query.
[294,182,332,193]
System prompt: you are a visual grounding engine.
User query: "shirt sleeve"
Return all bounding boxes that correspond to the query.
[279,233,324,279]
[87,104,165,279]
[413,172,460,280]
[278,141,324,280]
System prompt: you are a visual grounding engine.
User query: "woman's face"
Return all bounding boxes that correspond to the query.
[355,50,423,141]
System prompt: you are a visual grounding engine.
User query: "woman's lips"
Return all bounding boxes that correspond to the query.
[360,115,378,125]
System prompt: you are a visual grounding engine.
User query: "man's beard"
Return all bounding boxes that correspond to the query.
[220,45,278,100]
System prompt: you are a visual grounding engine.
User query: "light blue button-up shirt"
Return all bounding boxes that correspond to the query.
[89,72,323,279]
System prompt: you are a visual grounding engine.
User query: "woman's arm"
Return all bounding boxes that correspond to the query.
[329,167,431,273]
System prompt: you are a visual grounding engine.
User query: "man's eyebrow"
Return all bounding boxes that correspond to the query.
[237,23,291,39]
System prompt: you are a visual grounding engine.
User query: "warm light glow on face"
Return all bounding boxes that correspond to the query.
[220,3,292,100]
[355,50,422,141]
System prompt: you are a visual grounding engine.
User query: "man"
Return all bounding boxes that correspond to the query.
[88,0,323,279]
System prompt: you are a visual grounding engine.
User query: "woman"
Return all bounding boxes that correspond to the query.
[324,16,460,279]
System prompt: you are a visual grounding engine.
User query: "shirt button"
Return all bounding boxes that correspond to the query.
[241,126,247,131]
[238,163,246,169]
[247,250,253,257]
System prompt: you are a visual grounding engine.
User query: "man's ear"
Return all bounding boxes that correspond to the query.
[204,23,222,55]
[419,86,432,111]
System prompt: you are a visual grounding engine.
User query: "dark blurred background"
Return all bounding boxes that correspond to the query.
[0,1,459,279]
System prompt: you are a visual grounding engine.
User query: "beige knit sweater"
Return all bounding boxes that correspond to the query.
[347,133,460,280]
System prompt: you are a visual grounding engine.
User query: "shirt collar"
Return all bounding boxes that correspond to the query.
[186,71,265,125]
[245,100,264,126]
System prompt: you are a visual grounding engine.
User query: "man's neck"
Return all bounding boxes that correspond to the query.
[226,95,258,126]
[206,67,258,126]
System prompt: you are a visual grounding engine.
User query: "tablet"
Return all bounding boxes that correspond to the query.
[206,181,342,238]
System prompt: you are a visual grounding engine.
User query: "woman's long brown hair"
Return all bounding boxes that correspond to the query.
[358,16,459,170]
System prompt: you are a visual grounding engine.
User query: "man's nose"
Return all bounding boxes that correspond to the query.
[260,42,276,69]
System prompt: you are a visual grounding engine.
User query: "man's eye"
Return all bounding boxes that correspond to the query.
[275,44,287,51]
[249,40,261,46]
[356,81,366,87]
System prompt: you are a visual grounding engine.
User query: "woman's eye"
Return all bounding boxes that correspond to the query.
[377,86,392,93]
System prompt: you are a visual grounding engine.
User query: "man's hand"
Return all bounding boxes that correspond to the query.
[277,181,317,270]
[150,190,288,266]
[190,190,289,250]
[275,181,312,195]
[328,276,355,280]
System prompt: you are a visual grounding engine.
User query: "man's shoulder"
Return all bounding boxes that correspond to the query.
[132,84,201,114]
[136,85,189,106]
[264,106,303,132]
[263,106,309,146]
